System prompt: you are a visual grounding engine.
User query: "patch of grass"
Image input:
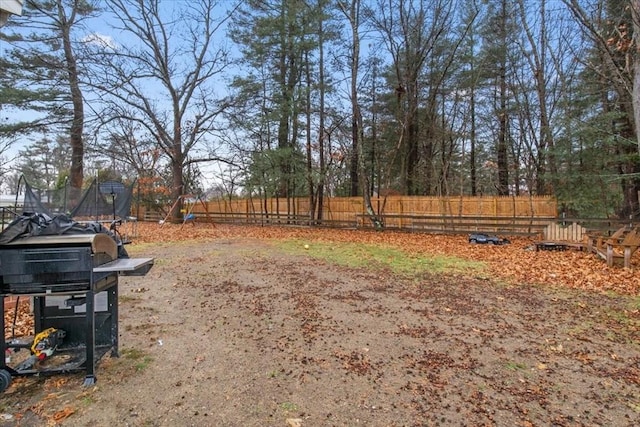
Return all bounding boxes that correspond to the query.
[121,348,153,371]
[591,300,640,345]
[505,361,527,371]
[80,395,95,406]
[118,295,139,303]
[237,248,270,257]
[123,242,163,254]
[280,401,298,412]
[603,308,640,326]
[566,321,594,337]
[121,347,146,360]
[275,239,485,276]
[134,357,153,371]
[629,296,640,311]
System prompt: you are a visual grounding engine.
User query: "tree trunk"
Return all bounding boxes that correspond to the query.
[317,12,327,221]
[470,83,477,196]
[350,116,359,196]
[496,0,510,195]
[57,0,83,190]
[626,0,640,217]
[304,51,315,222]
[171,138,184,221]
[340,0,381,227]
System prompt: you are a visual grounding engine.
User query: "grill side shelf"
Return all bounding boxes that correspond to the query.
[93,258,154,276]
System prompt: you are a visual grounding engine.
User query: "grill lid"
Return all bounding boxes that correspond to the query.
[0,234,118,260]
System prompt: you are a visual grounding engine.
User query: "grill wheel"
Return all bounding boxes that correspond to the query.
[0,369,11,393]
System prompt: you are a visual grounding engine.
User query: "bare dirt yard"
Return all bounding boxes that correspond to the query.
[1,223,640,426]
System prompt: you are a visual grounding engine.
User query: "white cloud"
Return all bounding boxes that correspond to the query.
[82,33,118,50]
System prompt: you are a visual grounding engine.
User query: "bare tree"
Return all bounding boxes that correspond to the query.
[512,0,578,195]
[87,0,235,219]
[367,0,459,195]
[563,0,640,216]
[0,135,16,191]
[338,0,382,227]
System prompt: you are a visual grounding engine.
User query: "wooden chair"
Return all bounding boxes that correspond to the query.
[604,227,640,268]
[586,226,626,257]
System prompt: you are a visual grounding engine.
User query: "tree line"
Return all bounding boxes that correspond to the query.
[0,0,639,222]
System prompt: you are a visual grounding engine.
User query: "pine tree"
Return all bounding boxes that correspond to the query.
[0,0,99,190]
[235,0,305,196]
[477,0,518,195]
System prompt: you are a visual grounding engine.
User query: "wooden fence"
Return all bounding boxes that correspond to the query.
[138,195,563,236]
[191,195,557,221]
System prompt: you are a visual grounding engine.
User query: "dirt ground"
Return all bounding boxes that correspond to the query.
[1,224,640,426]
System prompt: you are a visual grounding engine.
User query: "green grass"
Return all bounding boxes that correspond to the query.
[80,395,96,406]
[505,361,527,371]
[118,294,140,303]
[603,307,640,327]
[280,401,298,412]
[134,357,153,371]
[275,239,485,277]
[122,242,155,253]
[628,399,640,413]
[121,348,153,371]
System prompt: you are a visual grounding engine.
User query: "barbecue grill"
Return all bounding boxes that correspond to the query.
[0,232,153,392]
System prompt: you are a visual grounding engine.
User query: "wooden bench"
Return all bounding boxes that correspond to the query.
[535,222,587,251]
